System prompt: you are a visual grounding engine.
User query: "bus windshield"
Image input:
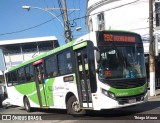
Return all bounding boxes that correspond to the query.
[98,45,146,80]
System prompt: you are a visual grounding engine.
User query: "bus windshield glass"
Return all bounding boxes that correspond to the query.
[98,45,146,80]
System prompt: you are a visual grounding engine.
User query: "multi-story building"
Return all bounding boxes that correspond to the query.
[0,36,59,80]
[86,0,160,38]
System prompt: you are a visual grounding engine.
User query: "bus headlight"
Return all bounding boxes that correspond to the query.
[101,88,116,99]
[101,88,108,96]
[108,91,116,99]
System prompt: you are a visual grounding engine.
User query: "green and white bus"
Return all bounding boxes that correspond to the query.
[4,30,147,115]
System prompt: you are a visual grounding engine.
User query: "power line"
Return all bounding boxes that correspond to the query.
[58,0,64,23]
[51,0,60,16]
[0,0,141,37]
[72,0,140,22]
[0,19,52,36]
[43,0,49,8]
[0,14,62,36]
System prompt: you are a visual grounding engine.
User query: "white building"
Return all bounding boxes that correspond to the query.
[86,0,160,38]
[0,36,59,77]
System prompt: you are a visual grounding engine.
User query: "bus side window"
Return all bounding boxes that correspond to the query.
[30,65,34,81]
[57,49,73,76]
[18,68,26,84]
[6,73,12,86]
[45,55,57,78]
[58,53,65,75]
[11,71,18,85]
[25,64,34,82]
[66,52,73,73]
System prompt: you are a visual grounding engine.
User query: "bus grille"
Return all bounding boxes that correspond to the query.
[104,78,146,89]
[116,93,145,105]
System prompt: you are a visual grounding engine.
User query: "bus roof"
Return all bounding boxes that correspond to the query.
[103,30,139,35]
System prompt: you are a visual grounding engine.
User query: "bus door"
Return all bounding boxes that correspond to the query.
[33,59,48,107]
[75,47,93,109]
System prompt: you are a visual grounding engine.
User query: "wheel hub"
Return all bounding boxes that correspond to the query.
[72,101,81,112]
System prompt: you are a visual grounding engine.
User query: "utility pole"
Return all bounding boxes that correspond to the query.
[149,0,156,96]
[61,0,72,43]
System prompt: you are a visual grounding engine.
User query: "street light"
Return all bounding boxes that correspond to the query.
[22,5,64,28]
[75,27,82,31]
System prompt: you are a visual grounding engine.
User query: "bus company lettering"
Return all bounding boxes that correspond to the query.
[104,34,135,42]
[54,86,64,91]
[116,92,128,96]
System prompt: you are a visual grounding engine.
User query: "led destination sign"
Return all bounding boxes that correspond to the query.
[103,34,136,43]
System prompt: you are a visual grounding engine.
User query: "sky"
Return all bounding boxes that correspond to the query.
[0,0,87,45]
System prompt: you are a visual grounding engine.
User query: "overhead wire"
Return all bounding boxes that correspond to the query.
[58,0,64,24]
[0,14,62,36]
[0,0,142,37]
[0,19,53,36]
[68,1,77,28]
[44,0,63,34]
[43,0,49,8]
[51,0,60,16]
[72,0,77,24]
[72,0,140,22]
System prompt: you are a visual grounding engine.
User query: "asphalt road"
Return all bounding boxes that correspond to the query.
[0,95,160,123]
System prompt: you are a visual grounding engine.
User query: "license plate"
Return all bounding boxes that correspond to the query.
[128,99,136,103]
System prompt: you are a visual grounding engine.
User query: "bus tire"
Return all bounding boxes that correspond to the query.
[24,97,32,112]
[66,96,86,116]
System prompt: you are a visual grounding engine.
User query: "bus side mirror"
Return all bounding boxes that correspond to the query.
[94,47,100,63]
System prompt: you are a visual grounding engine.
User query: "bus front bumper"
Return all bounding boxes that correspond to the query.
[93,92,148,110]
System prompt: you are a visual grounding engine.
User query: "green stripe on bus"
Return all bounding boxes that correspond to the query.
[15,78,55,106]
[15,82,37,95]
[73,42,87,50]
[15,82,40,104]
[109,83,147,97]
[44,78,55,106]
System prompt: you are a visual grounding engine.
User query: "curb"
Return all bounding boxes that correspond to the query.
[148,95,160,100]
[148,89,160,100]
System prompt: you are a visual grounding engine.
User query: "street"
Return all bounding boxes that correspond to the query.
[0,92,160,123]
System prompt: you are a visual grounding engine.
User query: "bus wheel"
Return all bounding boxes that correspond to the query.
[24,97,32,112]
[67,96,86,116]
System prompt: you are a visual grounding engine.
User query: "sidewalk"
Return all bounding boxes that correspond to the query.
[148,89,160,100]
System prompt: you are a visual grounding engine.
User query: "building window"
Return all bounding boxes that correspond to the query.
[89,19,93,32]
[155,2,160,27]
[97,13,105,31]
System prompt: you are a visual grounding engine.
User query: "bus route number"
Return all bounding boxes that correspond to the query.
[104,34,113,41]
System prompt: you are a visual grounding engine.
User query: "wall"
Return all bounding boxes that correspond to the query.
[87,0,149,36]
